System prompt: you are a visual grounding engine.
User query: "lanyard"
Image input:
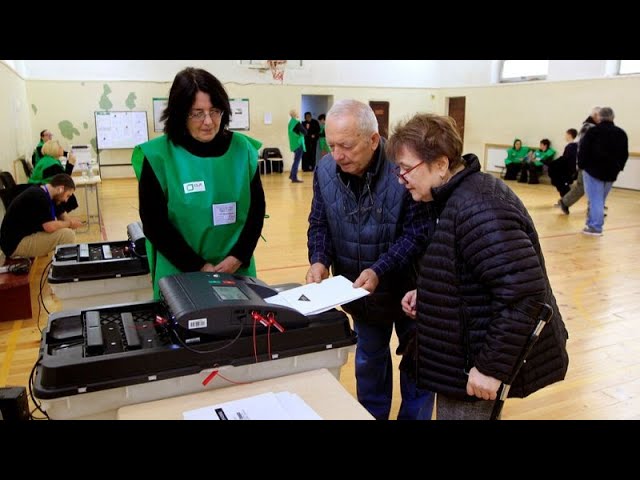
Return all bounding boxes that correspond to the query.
[41,185,57,220]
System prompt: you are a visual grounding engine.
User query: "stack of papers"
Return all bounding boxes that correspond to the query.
[183,391,322,420]
[264,275,369,316]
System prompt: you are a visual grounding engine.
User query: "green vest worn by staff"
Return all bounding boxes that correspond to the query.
[132,132,261,299]
[287,117,306,153]
[504,144,529,165]
[533,147,556,167]
[318,124,329,156]
[28,155,62,184]
[33,140,45,166]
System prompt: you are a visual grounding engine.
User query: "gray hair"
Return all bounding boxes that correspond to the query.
[599,107,614,121]
[327,99,378,136]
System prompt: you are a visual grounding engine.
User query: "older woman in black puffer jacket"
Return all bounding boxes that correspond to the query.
[387,113,569,420]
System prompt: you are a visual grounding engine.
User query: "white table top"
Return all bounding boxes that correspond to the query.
[117,368,373,420]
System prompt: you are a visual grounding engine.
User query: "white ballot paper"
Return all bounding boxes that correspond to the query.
[183,391,322,420]
[264,275,370,316]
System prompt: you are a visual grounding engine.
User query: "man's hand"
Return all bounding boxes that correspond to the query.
[401,289,417,319]
[353,268,379,293]
[68,218,83,229]
[466,367,502,401]
[200,263,217,272]
[306,262,329,284]
[212,256,242,273]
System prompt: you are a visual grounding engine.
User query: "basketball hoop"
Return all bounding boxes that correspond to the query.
[267,60,287,83]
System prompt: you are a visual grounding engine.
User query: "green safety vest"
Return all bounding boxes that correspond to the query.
[318,124,329,156]
[288,117,306,152]
[28,155,62,184]
[33,140,44,166]
[132,132,261,299]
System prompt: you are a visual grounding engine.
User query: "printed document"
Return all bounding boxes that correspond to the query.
[183,391,322,420]
[264,275,369,316]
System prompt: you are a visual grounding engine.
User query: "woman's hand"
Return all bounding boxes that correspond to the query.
[466,367,502,401]
[212,256,242,273]
[401,289,417,319]
[67,152,77,166]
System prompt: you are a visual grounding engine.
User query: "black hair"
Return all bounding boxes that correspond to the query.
[49,173,76,190]
[566,128,578,139]
[162,67,231,145]
[318,114,326,121]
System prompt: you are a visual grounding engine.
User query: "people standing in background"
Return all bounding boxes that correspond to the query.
[32,129,53,167]
[518,139,555,184]
[579,107,628,236]
[317,113,330,159]
[387,113,569,420]
[555,107,601,215]
[302,112,320,172]
[503,139,529,180]
[287,109,306,183]
[29,139,78,212]
[548,129,578,197]
[307,99,435,420]
[132,67,266,299]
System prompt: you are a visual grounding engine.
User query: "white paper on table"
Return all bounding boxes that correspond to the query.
[264,275,369,316]
[182,391,321,420]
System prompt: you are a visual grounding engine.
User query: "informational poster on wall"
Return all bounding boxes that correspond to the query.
[229,98,250,130]
[153,98,168,132]
[95,111,149,149]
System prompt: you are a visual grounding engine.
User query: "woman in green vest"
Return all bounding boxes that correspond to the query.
[287,109,306,182]
[131,67,266,299]
[317,113,330,159]
[29,139,79,212]
[32,129,52,167]
[503,138,529,180]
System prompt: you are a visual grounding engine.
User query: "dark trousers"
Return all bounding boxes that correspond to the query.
[504,163,521,180]
[302,139,317,171]
[548,159,574,197]
[353,315,434,420]
[518,163,542,184]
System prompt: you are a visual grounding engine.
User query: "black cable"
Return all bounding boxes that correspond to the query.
[170,322,244,354]
[28,355,50,420]
[37,259,53,333]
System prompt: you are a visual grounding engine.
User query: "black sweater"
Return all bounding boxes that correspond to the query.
[138,132,266,272]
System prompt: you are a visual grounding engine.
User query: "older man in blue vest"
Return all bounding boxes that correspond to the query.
[306,99,435,420]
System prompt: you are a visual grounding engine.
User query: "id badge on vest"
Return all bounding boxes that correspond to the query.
[212,202,237,226]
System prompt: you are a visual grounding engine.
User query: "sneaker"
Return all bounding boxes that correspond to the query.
[559,200,570,215]
[582,226,603,236]
[553,200,561,208]
[291,179,303,183]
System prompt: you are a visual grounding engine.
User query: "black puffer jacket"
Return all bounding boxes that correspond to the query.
[415,155,569,399]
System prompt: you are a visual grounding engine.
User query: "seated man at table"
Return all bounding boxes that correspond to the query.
[0,174,83,259]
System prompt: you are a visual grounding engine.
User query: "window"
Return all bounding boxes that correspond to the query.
[500,60,549,82]
[619,60,640,75]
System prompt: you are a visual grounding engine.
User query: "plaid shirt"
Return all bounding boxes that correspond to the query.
[307,168,433,279]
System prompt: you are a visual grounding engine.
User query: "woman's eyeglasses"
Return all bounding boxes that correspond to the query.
[188,109,223,121]
[395,162,424,182]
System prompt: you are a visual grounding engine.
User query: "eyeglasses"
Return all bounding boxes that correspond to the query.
[188,109,223,121]
[395,162,424,183]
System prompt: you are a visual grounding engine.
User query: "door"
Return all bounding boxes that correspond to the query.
[447,97,466,143]
[369,101,389,139]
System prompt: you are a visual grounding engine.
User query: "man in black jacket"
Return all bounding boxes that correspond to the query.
[578,107,628,236]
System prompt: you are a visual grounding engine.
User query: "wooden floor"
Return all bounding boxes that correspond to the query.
[2,170,640,420]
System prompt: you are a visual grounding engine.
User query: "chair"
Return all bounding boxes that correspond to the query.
[19,157,33,179]
[262,148,284,174]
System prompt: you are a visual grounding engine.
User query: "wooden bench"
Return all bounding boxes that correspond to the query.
[0,258,33,322]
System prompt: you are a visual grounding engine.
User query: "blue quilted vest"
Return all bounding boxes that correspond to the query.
[315,141,415,324]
